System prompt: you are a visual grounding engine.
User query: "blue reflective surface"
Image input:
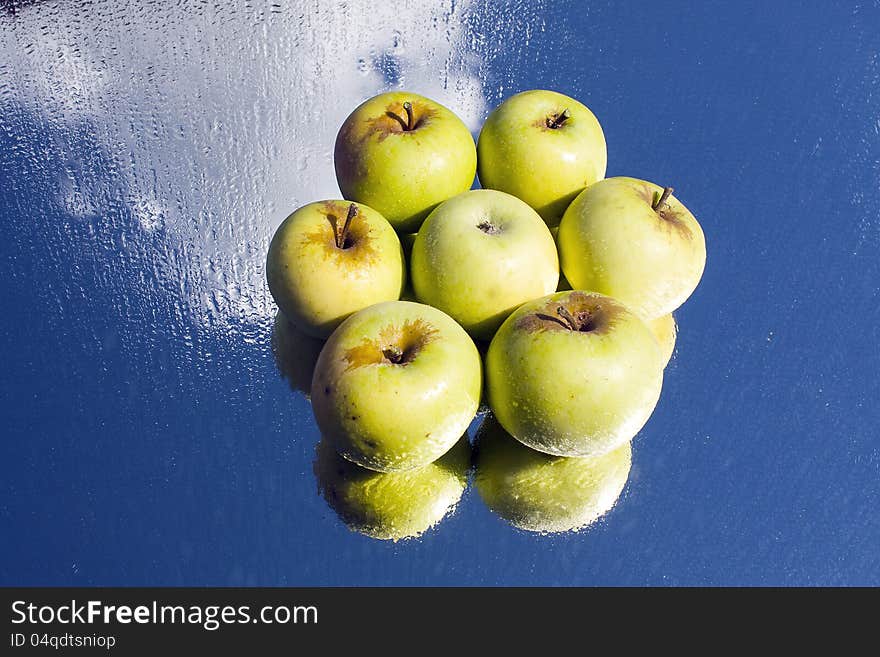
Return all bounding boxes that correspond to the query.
[1,0,879,585]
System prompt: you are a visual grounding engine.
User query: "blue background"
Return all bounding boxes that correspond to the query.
[1,0,878,585]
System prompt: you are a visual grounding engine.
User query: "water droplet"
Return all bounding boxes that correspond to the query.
[391,30,405,53]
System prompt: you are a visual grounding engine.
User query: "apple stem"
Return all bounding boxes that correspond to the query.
[556,306,579,331]
[383,345,404,364]
[553,306,596,332]
[403,101,415,131]
[335,203,358,249]
[653,187,674,211]
[547,108,571,129]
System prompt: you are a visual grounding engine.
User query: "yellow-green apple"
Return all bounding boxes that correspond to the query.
[648,313,677,369]
[271,311,325,396]
[474,415,631,533]
[477,89,606,228]
[557,177,706,319]
[311,300,482,472]
[266,200,405,338]
[486,290,663,457]
[410,189,558,340]
[314,435,470,541]
[334,91,477,233]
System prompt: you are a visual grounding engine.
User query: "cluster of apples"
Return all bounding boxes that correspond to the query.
[267,89,706,539]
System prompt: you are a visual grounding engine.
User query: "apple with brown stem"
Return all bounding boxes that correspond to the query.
[334,91,477,233]
[557,177,706,320]
[266,200,405,338]
[486,290,664,457]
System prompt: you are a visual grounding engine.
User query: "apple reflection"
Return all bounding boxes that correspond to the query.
[314,435,471,542]
[474,415,631,534]
[271,311,324,397]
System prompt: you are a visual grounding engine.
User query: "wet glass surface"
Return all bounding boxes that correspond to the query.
[1,0,879,585]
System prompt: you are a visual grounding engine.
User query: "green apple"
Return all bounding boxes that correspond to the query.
[314,435,470,541]
[271,311,325,397]
[486,290,663,457]
[266,200,405,338]
[334,91,477,233]
[557,177,707,319]
[311,300,482,472]
[477,89,606,228]
[474,415,631,533]
[648,313,677,369]
[410,189,558,340]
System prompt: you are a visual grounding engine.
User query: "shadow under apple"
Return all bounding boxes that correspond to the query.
[271,311,325,397]
[474,414,631,534]
[313,435,472,541]
[556,271,572,291]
